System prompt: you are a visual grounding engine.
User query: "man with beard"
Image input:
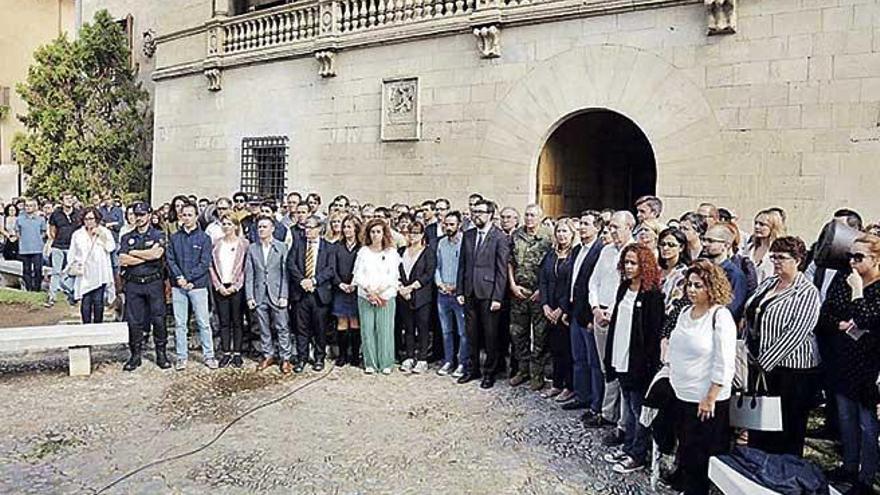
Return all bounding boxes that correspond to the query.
[456,199,510,389]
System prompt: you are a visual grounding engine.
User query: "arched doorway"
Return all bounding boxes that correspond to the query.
[537,110,656,218]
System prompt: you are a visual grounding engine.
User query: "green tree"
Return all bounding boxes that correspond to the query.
[13,9,151,201]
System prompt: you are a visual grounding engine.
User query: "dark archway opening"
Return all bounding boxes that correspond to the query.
[537,110,657,218]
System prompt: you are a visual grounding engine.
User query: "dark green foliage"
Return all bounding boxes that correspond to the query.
[13,10,151,201]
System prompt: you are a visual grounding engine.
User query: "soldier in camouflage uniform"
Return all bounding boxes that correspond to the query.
[508,204,553,390]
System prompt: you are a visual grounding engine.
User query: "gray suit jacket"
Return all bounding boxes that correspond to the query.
[245,239,289,307]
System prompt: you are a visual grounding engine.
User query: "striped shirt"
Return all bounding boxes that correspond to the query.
[745,272,821,371]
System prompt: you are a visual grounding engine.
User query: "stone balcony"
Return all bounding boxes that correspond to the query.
[152,0,702,84]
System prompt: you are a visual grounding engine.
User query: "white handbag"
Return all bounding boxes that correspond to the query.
[729,371,783,431]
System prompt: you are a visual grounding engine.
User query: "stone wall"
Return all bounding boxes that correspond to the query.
[143,0,880,236]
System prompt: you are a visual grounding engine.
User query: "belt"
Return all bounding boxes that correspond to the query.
[124,272,163,284]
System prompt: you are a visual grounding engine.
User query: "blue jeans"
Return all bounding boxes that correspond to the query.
[621,385,650,463]
[836,393,880,483]
[437,292,468,367]
[571,319,604,411]
[48,248,71,301]
[80,284,105,323]
[172,287,215,361]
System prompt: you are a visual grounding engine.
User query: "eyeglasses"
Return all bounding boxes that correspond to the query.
[848,253,869,263]
[701,237,726,244]
[659,242,680,248]
[234,199,246,204]
[472,210,489,216]
[769,253,794,262]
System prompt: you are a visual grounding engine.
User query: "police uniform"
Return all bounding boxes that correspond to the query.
[119,206,169,370]
[509,226,553,389]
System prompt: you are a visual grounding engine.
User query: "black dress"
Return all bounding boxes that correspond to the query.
[332,241,360,317]
[819,272,880,407]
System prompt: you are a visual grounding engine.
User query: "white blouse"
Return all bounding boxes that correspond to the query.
[352,246,400,301]
[68,226,116,301]
[667,305,737,403]
[217,238,237,284]
[611,290,638,373]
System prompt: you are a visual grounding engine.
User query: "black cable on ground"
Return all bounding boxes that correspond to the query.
[94,363,336,494]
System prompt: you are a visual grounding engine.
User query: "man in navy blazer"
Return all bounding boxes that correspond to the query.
[456,199,510,389]
[566,211,606,414]
[287,215,336,372]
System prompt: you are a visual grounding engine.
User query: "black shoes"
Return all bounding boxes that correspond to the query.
[155,347,171,370]
[480,376,495,389]
[313,360,325,372]
[293,361,305,373]
[601,428,625,447]
[582,413,614,429]
[456,372,481,384]
[123,353,142,372]
[231,354,244,368]
[561,401,588,411]
[218,354,233,368]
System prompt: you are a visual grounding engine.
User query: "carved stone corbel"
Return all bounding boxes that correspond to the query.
[205,68,222,91]
[473,25,501,59]
[315,50,337,78]
[706,0,736,35]
[142,29,157,58]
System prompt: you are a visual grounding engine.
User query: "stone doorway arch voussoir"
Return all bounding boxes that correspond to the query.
[477,43,722,203]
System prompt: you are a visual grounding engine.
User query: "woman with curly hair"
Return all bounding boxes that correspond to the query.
[602,243,665,474]
[666,259,737,495]
[352,218,400,375]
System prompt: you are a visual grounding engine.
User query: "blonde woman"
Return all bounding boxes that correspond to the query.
[324,211,344,244]
[744,209,786,284]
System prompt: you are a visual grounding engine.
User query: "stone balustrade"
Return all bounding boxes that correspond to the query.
[223,1,321,55]
[152,0,702,84]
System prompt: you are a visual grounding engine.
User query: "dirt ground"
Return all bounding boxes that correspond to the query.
[0,341,671,495]
[0,302,73,328]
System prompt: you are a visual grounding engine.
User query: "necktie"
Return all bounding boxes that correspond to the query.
[476,230,485,252]
[306,242,316,279]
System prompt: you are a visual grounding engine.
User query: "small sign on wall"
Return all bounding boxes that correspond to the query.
[381,76,420,141]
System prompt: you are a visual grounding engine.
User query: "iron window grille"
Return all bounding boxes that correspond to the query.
[240,136,288,202]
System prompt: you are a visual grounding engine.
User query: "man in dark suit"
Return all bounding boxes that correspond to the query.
[566,211,606,413]
[456,199,510,389]
[287,215,336,372]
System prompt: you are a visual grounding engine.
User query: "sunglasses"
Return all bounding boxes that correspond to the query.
[659,242,680,248]
[848,253,869,263]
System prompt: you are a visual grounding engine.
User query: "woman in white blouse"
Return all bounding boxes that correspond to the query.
[665,259,736,495]
[352,218,400,375]
[68,207,116,323]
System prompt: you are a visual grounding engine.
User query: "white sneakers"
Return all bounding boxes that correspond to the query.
[437,362,454,376]
[399,358,415,373]
[451,364,465,378]
[413,361,429,374]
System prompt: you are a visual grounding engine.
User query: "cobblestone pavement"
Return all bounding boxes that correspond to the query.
[0,348,671,495]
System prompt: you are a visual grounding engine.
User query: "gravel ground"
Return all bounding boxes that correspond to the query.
[0,345,671,495]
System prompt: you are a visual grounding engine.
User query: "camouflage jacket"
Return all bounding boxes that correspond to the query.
[510,226,553,290]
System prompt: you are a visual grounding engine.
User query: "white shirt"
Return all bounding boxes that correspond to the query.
[611,290,637,372]
[588,241,631,311]
[667,305,737,403]
[570,239,596,302]
[402,247,424,280]
[260,241,272,265]
[217,238,237,284]
[205,221,224,244]
[68,226,116,301]
[352,247,400,300]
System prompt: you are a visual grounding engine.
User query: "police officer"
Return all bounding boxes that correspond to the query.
[508,204,553,391]
[119,202,170,371]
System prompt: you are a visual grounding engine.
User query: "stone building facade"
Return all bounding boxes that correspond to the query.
[82,0,880,236]
[0,0,76,202]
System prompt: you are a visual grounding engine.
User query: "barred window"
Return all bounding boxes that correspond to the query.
[240,136,288,202]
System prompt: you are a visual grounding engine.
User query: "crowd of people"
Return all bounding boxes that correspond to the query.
[2,190,880,495]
